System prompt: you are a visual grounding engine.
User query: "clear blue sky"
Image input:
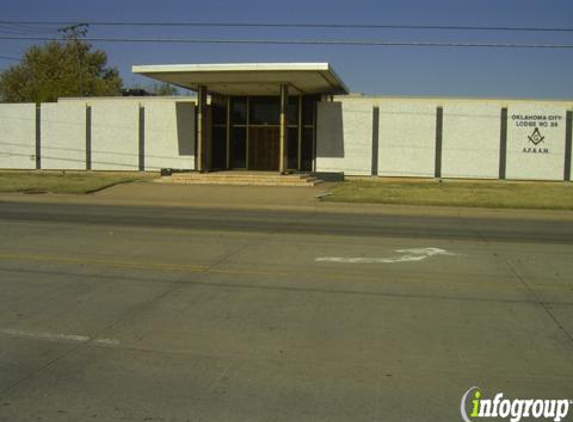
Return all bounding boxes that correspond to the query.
[1,0,573,99]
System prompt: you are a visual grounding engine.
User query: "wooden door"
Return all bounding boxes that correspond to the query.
[248,127,280,171]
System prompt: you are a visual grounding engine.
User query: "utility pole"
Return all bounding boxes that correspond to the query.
[57,23,89,96]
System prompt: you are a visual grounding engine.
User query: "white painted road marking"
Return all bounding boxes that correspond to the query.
[316,247,460,264]
[0,328,120,346]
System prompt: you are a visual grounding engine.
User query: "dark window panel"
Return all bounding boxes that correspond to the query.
[231,97,247,125]
[287,127,298,170]
[211,102,227,125]
[302,96,318,126]
[249,96,280,125]
[287,96,299,126]
[211,127,227,169]
[301,127,314,171]
[231,127,247,169]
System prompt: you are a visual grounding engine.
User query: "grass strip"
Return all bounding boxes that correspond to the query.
[325,179,573,210]
[0,171,158,194]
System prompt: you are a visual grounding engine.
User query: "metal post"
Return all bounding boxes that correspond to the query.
[565,110,572,181]
[297,96,302,171]
[312,100,317,172]
[85,106,92,170]
[499,107,508,180]
[35,105,41,170]
[197,85,207,172]
[434,106,443,179]
[246,97,250,170]
[279,84,289,174]
[371,107,380,176]
[226,96,231,169]
[138,106,145,171]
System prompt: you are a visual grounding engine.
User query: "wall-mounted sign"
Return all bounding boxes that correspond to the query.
[506,106,566,180]
[510,113,563,154]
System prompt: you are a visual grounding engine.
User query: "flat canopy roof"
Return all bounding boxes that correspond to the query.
[132,63,349,96]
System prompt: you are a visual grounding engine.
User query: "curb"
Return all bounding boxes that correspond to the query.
[1,192,572,221]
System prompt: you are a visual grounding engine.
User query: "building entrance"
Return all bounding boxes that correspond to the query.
[249,126,280,171]
[209,95,317,172]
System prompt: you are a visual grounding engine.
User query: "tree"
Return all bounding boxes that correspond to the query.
[125,81,180,96]
[150,82,179,96]
[0,24,122,102]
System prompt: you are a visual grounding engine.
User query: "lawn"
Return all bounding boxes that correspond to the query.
[324,179,573,210]
[0,171,158,194]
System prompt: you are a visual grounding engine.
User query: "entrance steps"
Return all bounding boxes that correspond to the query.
[156,171,322,187]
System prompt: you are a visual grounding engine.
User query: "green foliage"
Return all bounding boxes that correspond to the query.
[0,38,123,103]
[326,180,573,210]
[127,81,180,96]
[149,82,179,96]
[0,171,158,194]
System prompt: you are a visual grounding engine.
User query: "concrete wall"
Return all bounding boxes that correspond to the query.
[376,100,436,178]
[58,96,196,171]
[0,97,196,173]
[442,101,501,179]
[506,104,567,181]
[41,102,86,170]
[0,103,36,169]
[90,100,140,170]
[1,95,571,182]
[317,98,437,177]
[316,95,572,180]
[144,101,195,171]
[316,99,372,175]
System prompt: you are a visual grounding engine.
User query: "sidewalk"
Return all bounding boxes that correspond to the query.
[1,181,572,221]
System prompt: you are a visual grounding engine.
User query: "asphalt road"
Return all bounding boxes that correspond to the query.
[0,202,572,421]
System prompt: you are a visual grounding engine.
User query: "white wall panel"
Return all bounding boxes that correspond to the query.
[377,101,436,177]
[0,103,36,169]
[41,102,86,170]
[442,102,500,179]
[316,100,372,176]
[506,104,567,181]
[91,100,139,170]
[144,101,195,171]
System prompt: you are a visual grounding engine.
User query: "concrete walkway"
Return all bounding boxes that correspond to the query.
[1,181,572,221]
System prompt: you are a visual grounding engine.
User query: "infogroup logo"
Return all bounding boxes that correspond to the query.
[461,386,572,422]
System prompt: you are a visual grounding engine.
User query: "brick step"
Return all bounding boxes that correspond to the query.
[157,171,322,186]
[171,173,312,181]
[156,172,321,186]
[158,172,320,186]
[170,176,318,183]
[158,178,321,187]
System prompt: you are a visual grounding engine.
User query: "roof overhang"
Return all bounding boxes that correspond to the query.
[132,62,349,96]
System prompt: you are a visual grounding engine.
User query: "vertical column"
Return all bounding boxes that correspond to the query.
[297,96,303,171]
[434,106,443,178]
[35,104,41,170]
[371,107,380,176]
[85,106,92,170]
[564,110,572,181]
[226,96,231,169]
[279,84,289,174]
[196,85,207,172]
[138,106,145,171]
[246,97,250,170]
[312,100,317,172]
[499,107,508,180]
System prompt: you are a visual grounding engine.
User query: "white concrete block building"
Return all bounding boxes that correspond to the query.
[0,62,572,181]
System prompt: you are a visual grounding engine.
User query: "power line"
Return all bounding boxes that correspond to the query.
[4,22,58,32]
[0,54,19,61]
[0,23,58,34]
[0,36,572,49]
[0,20,572,33]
